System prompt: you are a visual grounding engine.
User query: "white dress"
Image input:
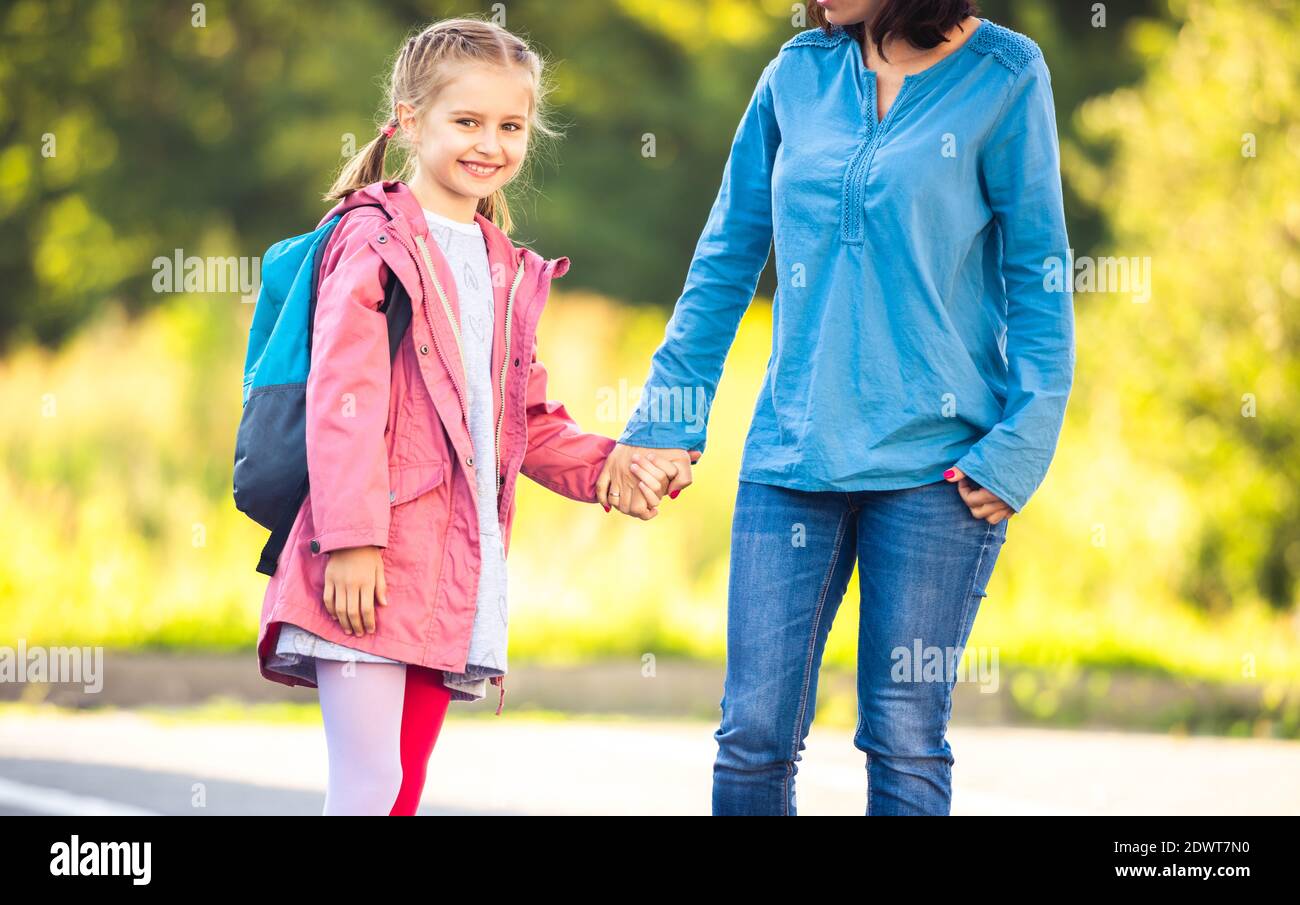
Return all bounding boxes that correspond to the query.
[265,622,401,687]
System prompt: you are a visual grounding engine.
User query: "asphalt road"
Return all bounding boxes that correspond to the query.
[2,708,1297,815]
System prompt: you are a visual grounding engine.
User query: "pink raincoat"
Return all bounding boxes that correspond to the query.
[256,180,616,713]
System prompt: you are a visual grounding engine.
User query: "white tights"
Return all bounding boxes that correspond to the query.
[314,658,452,815]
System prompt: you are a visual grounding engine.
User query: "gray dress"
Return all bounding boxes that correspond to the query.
[263,207,509,703]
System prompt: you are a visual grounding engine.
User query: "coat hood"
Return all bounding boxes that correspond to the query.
[317,179,570,283]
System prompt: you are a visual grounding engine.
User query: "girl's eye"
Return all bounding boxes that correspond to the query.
[454,119,521,131]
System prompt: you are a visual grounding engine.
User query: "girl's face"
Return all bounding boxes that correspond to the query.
[399,62,532,213]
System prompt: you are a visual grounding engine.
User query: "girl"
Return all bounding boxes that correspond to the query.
[254,17,684,816]
[600,0,1076,814]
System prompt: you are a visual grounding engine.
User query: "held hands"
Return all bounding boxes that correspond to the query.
[322,545,387,636]
[318,447,702,635]
[943,466,1015,525]
[319,445,701,635]
[596,444,702,520]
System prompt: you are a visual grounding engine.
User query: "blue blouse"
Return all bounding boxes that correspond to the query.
[618,19,1076,512]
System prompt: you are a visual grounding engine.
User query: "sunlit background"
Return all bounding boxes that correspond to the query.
[3,0,1299,760]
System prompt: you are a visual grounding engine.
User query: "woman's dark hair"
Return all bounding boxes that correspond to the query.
[809,0,981,62]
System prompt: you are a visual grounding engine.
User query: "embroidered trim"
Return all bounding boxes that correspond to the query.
[840,134,879,245]
[965,20,1042,76]
[780,25,851,52]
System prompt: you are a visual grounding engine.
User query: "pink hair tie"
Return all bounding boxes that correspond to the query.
[381,122,397,138]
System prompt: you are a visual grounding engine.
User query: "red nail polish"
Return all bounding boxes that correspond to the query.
[603,504,610,512]
[943,469,955,479]
[670,490,679,499]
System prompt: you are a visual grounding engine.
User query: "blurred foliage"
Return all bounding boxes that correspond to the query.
[1065,0,1300,612]
[4,282,1300,697]
[1,0,1299,727]
[0,0,1165,349]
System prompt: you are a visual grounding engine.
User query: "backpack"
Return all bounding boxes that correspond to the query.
[234,203,412,576]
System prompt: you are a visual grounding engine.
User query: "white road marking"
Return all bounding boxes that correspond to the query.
[0,775,159,816]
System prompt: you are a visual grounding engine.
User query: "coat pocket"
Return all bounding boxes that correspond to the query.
[381,460,448,589]
[388,460,445,506]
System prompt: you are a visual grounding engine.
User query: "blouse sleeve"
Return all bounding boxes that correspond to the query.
[953,54,1077,513]
[617,57,781,457]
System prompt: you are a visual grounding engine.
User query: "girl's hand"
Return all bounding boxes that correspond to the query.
[943,466,1015,525]
[322,545,388,636]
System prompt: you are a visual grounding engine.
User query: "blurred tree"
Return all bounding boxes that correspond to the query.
[1068,0,1300,610]
[0,0,1166,350]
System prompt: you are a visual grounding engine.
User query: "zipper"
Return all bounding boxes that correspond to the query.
[494,260,527,500]
[412,233,469,418]
[489,262,525,717]
[412,232,527,510]
[395,224,522,719]
[385,228,470,435]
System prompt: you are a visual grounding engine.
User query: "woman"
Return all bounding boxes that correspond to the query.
[597,0,1076,815]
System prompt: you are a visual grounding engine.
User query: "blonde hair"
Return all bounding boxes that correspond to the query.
[323,16,560,234]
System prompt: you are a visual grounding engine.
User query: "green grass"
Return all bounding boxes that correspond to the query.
[2,288,1299,701]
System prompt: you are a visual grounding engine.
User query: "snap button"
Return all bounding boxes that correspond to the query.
[419,344,429,355]
[377,234,387,244]
[309,540,320,553]
[389,490,397,502]
[513,357,520,367]
[466,456,474,466]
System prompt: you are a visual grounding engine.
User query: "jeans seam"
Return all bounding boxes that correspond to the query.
[865,749,873,815]
[786,505,851,815]
[857,665,869,814]
[943,520,995,728]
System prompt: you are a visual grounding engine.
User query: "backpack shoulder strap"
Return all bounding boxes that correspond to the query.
[255,204,413,577]
[306,202,412,364]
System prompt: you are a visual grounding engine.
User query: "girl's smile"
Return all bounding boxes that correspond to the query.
[459,159,503,178]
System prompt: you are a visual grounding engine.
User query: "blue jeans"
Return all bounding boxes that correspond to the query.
[712,478,1008,815]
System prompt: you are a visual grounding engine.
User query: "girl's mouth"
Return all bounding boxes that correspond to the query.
[459,160,503,178]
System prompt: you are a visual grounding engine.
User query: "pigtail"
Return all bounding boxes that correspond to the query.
[323,117,399,202]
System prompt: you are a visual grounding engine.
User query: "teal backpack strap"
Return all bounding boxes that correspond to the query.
[255,204,412,576]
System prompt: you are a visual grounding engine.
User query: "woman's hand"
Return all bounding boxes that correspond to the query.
[943,466,1015,525]
[596,445,701,520]
[322,545,388,636]
[624,451,682,516]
